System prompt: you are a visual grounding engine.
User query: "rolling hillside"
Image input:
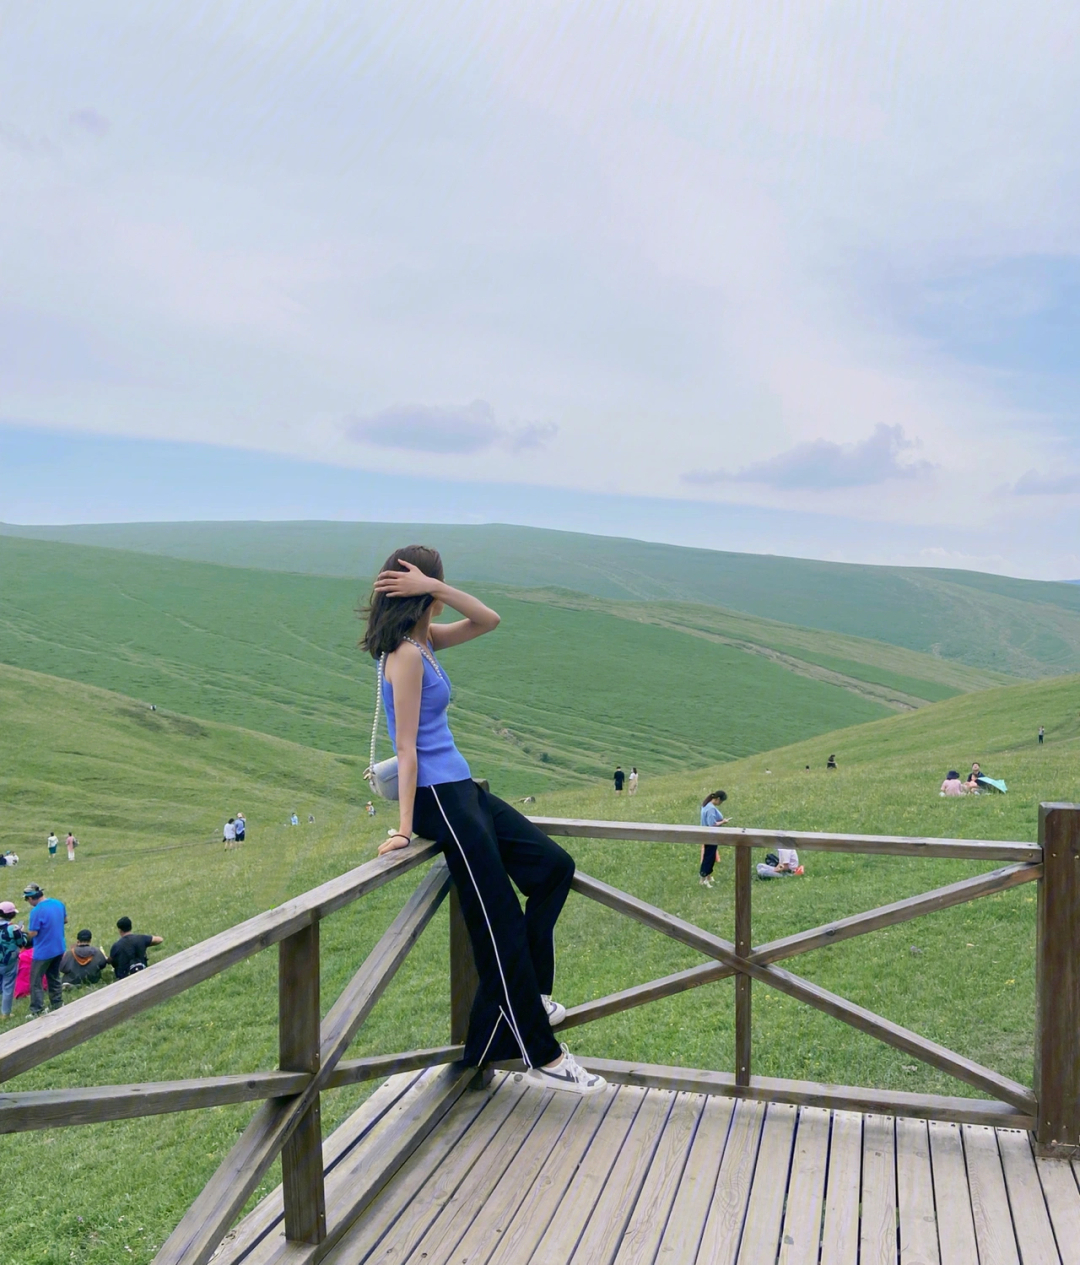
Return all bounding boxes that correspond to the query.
[5,520,1080,676]
[0,534,976,796]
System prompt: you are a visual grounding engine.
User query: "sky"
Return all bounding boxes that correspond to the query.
[2,2,1079,578]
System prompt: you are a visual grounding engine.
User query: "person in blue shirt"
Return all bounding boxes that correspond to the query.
[23,883,67,1016]
[365,546,603,1097]
[699,791,729,887]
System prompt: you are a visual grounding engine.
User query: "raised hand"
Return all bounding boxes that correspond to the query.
[373,560,442,598]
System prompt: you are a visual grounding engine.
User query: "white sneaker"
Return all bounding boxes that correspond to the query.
[700,876,714,887]
[542,994,566,1026]
[526,1045,606,1096]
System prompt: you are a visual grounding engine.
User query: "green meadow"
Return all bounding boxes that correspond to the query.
[1,653,1078,1264]
[7,519,1080,675]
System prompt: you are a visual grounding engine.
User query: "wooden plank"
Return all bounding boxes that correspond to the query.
[654,1095,735,1263]
[556,962,731,1033]
[446,1091,584,1265]
[153,862,452,1265]
[736,1102,798,1264]
[895,1117,939,1265]
[614,1092,706,1264]
[572,873,1037,1114]
[0,1070,311,1133]
[778,1106,831,1265]
[753,863,1041,965]
[860,1114,897,1265]
[1038,1154,1080,1265]
[278,922,325,1246]
[569,1089,675,1265]
[399,1085,557,1265]
[997,1128,1060,1263]
[0,840,441,1085]
[311,1073,527,1265]
[328,1043,462,1086]
[539,816,1040,862]
[578,1059,1034,1130]
[962,1124,1020,1265]
[735,846,752,1087]
[698,1099,767,1265]
[212,1071,427,1265]
[1036,802,1080,1153]
[926,1122,978,1265]
[449,883,479,1046]
[486,1087,617,1265]
[820,1111,862,1265]
[528,1086,647,1263]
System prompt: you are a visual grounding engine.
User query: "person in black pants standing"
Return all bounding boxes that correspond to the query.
[363,546,604,1096]
[699,790,729,888]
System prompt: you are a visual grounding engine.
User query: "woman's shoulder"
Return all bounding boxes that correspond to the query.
[384,640,425,677]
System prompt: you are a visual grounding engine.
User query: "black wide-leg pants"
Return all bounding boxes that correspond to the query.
[412,779,573,1069]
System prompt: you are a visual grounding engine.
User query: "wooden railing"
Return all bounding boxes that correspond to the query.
[0,803,1076,1265]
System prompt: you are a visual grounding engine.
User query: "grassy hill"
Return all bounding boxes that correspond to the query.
[2,660,1078,1262]
[6,519,1080,676]
[0,534,967,796]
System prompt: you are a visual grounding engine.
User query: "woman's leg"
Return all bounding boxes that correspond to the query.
[700,844,718,878]
[1,959,15,1015]
[413,780,562,1070]
[481,789,574,996]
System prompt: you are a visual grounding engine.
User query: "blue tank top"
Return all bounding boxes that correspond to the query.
[382,643,471,787]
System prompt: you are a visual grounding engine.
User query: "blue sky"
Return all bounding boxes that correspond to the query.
[1,3,1078,578]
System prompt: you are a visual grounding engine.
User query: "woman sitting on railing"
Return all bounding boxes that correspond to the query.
[363,546,605,1097]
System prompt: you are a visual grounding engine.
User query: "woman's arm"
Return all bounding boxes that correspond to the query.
[372,561,500,650]
[377,644,424,855]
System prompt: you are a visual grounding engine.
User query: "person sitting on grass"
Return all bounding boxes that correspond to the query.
[109,917,163,980]
[60,929,109,988]
[966,762,983,792]
[941,770,967,797]
[699,791,729,888]
[757,849,804,879]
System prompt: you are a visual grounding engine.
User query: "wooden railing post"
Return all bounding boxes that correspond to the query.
[735,845,752,1086]
[1035,803,1080,1156]
[279,920,327,1243]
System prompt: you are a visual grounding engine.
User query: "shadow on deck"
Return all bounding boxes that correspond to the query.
[217,1064,1078,1265]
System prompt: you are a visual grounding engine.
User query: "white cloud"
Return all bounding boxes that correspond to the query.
[345,402,556,455]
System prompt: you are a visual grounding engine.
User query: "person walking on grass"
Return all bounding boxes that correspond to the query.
[628,767,639,795]
[613,766,625,794]
[234,813,246,843]
[699,791,729,887]
[223,817,237,849]
[364,546,603,1096]
[0,901,30,1019]
[66,832,76,862]
[23,883,66,1017]
[1039,726,1045,745]
[46,831,58,862]
[108,917,163,979]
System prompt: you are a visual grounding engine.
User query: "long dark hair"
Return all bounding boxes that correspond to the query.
[701,790,727,807]
[360,545,444,658]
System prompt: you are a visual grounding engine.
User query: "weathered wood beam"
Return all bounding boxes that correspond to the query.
[328,1045,463,1087]
[152,861,452,1265]
[578,1058,1036,1130]
[555,963,731,1032]
[539,817,1039,862]
[0,841,441,1086]
[572,870,1036,1114]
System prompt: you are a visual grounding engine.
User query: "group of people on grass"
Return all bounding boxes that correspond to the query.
[612,766,639,794]
[45,830,79,861]
[223,813,247,848]
[698,790,802,886]
[940,762,1004,796]
[0,883,163,1021]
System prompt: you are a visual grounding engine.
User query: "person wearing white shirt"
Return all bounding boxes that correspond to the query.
[223,818,237,849]
[757,848,803,879]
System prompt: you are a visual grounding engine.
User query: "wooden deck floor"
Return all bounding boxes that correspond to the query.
[218,1067,1080,1265]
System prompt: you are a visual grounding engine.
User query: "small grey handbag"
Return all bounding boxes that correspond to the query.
[364,654,399,800]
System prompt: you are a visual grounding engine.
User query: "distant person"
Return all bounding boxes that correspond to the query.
[290,812,299,826]
[613,767,625,794]
[308,814,315,824]
[14,947,32,1000]
[941,771,966,797]
[234,813,246,842]
[366,801,376,817]
[1038,726,1045,745]
[66,832,77,862]
[60,930,108,988]
[24,883,66,1016]
[757,849,803,879]
[699,791,729,888]
[826,755,837,770]
[0,900,29,1019]
[47,832,58,861]
[628,768,639,795]
[0,851,18,868]
[966,763,983,792]
[223,817,237,848]
[109,917,163,980]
